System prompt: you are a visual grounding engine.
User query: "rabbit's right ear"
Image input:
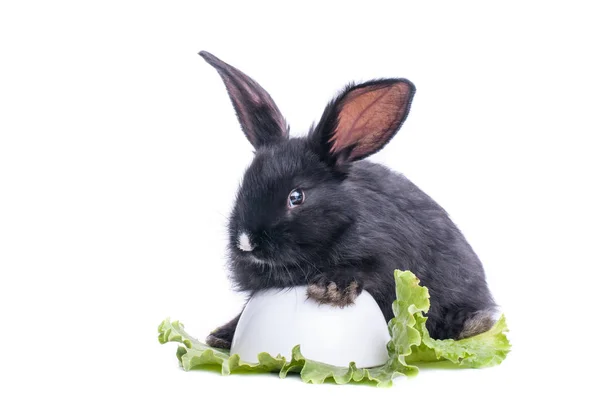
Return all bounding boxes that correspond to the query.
[199,51,288,149]
[310,79,415,167]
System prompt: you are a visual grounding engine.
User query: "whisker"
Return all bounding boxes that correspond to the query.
[289,259,310,283]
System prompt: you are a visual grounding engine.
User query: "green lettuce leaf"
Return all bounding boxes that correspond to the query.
[158,270,510,386]
[406,313,511,367]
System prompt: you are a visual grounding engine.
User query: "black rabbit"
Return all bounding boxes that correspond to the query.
[199,51,496,349]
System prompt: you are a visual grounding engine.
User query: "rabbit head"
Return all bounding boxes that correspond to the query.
[199,51,415,290]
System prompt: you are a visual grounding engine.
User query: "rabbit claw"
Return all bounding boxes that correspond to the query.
[307,277,362,308]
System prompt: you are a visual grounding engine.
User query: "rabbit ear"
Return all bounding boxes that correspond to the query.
[199,51,288,148]
[311,79,415,165]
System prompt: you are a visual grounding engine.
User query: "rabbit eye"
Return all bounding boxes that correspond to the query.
[288,189,305,208]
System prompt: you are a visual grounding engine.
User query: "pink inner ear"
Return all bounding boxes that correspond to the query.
[330,82,412,160]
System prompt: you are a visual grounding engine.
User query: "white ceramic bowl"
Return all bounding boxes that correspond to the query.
[230,286,390,368]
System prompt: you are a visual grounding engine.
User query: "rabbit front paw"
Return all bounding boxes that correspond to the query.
[307,275,362,308]
[205,313,241,349]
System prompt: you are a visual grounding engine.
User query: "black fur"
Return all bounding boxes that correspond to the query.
[200,52,496,346]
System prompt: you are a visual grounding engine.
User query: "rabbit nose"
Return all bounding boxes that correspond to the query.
[237,232,255,252]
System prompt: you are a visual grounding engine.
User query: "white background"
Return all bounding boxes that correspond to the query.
[1,1,598,396]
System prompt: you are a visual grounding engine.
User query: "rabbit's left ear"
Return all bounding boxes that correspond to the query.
[200,51,288,149]
[311,79,415,164]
